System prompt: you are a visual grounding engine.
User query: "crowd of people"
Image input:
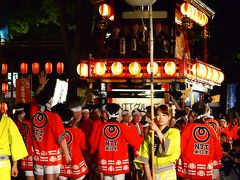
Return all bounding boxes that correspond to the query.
[1,73,240,180]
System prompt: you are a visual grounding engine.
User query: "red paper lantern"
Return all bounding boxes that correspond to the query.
[0,102,8,114]
[56,62,64,74]
[1,64,8,75]
[2,83,8,94]
[45,62,52,74]
[20,63,28,74]
[32,63,40,74]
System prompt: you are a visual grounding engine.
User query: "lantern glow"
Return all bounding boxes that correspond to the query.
[164,62,176,76]
[129,62,141,76]
[217,71,224,83]
[56,62,64,74]
[205,66,213,80]
[20,63,28,74]
[1,64,7,75]
[192,63,207,78]
[45,62,52,74]
[111,62,123,76]
[147,62,159,75]
[99,4,111,17]
[2,83,8,94]
[94,62,106,76]
[32,63,40,74]
[211,68,219,82]
[77,63,88,77]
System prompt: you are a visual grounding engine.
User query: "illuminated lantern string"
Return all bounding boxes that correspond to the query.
[45,62,52,74]
[1,64,8,75]
[111,62,123,76]
[129,62,141,76]
[147,62,158,75]
[77,63,88,77]
[164,61,176,76]
[192,63,207,78]
[20,63,28,74]
[56,62,64,74]
[32,63,40,75]
[94,62,106,76]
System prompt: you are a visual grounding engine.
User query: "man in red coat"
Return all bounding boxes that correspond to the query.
[90,103,143,180]
[177,101,222,180]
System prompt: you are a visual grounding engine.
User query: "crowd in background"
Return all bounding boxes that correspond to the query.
[1,73,240,180]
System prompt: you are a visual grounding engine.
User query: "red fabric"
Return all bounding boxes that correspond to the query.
[31,110,66,165]
[204,118,222,169]
[89,119,104,153]
[177,122,222,180]
[228,124,239,140]
[79,118,93,140]
[89,121,143,175]
[15,120,34,170]
[60,128,89,178]
[221,127,232,141]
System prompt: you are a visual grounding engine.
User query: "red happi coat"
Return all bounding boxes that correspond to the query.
[177,120,222,180]
[90,120,143,175]
[204,118,222,169]
[60,128,89,178]
[31,110,66,166]
[15,120,34,170]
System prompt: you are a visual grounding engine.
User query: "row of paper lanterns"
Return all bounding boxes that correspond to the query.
[191,63,224,83]
[77,61,177,77]
[1,62,64,75]
[180,3,208,26]
[77,61,224,84]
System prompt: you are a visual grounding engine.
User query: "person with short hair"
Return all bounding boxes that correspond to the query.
[0,102,28,180]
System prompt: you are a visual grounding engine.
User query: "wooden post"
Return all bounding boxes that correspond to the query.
[149,5,155,180]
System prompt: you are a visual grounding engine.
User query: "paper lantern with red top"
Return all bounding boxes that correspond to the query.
[211,68,219,82]
[20,63,28,74]
[94,62,106,76]
[205,66,213,80]
[1,64,8,75]
[32,63,40,74]
[56,62,64,74]
[99,4,111,17]
[129,62,141,76]
[191,63,207,78]
[2,83,8,94]
[45,62,52,74]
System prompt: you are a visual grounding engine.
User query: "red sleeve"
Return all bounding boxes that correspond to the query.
[122,124,143,150]
[211,128,223,169]
[78,129,87,151]
[89,121,103,154]
[51,113,66,143]
[180,123,193,153]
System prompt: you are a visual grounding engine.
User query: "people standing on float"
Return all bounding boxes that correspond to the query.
[134,104,180,180]
[13,102,35,180]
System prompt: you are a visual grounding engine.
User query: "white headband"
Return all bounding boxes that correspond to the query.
[107,110,120,119]
[16,108,24,112]
[122,110,130,116]
[70,106,82,112]
[132,110,141,116]
[82,109,89,113]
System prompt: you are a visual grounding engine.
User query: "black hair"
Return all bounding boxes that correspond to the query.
[192,101,209,116]
[222,142,231,152]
